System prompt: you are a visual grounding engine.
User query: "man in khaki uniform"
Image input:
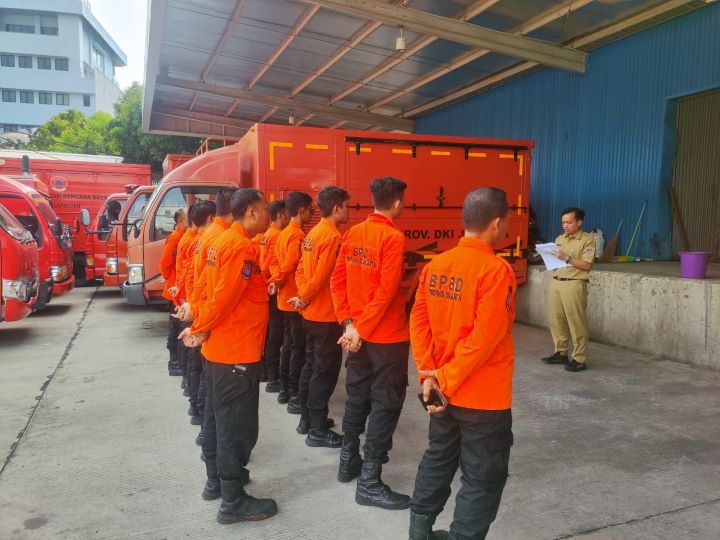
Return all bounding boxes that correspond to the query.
[542,207,595,372]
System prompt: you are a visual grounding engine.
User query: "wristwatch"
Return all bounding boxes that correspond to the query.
[565,256,572,264]
[342,318,353,327]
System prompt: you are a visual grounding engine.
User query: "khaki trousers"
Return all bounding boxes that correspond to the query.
[548,278,589,363]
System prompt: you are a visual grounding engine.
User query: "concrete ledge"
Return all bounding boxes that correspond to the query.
[516,266,720,370]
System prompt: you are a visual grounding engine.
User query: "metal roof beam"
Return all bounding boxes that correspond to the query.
[402,0,695,118]
[328,0,498,105]
[154,107,255,130]
[149,113,245,138]
[158,76,415,132]
[366,0,594,111]
[306,0,587,73]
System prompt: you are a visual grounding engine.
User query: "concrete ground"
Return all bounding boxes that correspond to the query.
[1,287,719,540]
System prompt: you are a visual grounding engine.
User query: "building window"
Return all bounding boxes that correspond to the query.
[56,93,70,106]
[0,124,20,134]
[39,92,53,105]
[83,94,91,107]
[19,56,32,68]
[1,54,15,67]
[55,58,69,71]
[2,90,17,102]
[38,57,52,70]
[40,15,58,36]
[92,47,104,70]
[5,24,35,34]
[20,91,33,104]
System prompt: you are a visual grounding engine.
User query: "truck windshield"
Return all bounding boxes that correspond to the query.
[124,191,151,240]
[0,202,30,242]
[0,195,42,246]
[32,195,61,234]
[150,185,229,242]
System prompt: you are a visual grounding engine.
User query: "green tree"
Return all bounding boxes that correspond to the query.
[108,82,200,175]
[28,109,113,154]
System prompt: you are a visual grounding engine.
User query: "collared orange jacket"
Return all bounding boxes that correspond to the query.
[190,222,269,364]
[330,213,408,343]
[160,227,183,303]
[296,218,341,323]
[260,223,282,279]
[174,229,198,304]
[189,217,230,319]
[269,219,304,312]
[410,237,516,410]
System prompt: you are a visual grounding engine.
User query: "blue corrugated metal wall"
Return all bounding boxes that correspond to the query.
[416,4,720,260]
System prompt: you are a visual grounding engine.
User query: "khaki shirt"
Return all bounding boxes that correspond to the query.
[554,231,595,280]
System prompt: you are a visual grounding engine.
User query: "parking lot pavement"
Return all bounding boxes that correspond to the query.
[1,287,719,539]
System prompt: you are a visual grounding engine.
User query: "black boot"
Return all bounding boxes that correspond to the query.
[409,510,449,540]
[180,376,187,389]
[217,479,277,524]
[286,393,301,414]
[306,428,342,448]
[296,406,310,435]
[202,460,220,501]
[265,380,281,393]
[277,380,290,404]
[355,461,410,510]
[195,431,204,446]
[338,433,362,483]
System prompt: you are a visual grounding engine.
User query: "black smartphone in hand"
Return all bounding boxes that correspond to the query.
[418,386,448,410]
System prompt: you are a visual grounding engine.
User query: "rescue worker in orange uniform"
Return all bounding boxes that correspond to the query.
[160,208,187,376]
[408,187,516,540]
[330,176,411,511]
[180,188,277,524]
[290,186,350,447]
[259,200,289,392]
[175,200,216,425]
[169,204,198,393]
[180,190,233,436]
[268,191,313,409]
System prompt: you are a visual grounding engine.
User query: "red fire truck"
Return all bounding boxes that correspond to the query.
[122,124,532,305]
[0,202,39,322]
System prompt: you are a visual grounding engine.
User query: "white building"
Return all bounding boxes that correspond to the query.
[0,0,127,138]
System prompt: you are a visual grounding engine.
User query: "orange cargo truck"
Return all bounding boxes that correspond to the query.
[122,124,532,306]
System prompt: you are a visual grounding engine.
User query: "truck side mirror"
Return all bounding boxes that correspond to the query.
[80,209,90,226]
[55,217,63,235]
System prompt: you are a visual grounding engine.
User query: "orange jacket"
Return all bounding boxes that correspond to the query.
[191,222,269,364]
[160,227,183,303]
[296,218,342,323]
[175,229,198,303]
[189,217,230,316]
[260,223,282,279]
[330,213,408,343]
[410,237,516,410]
[269,220,304,312]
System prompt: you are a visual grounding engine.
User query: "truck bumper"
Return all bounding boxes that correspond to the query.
[52,276,75,296]
[103,273,121,287]
[122,281,148,305]
[86,267,97,281]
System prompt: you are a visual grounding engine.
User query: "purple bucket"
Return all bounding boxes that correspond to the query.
[679,252,711,279]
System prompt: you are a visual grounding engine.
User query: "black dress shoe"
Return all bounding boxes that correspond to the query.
[277,390,289,404]
[542,352,569,365]
[286,397,301,415]
[565,359,587,372]
[190,415,203,426]
[306,428,342,448]
[195,431,204,446]
[265,380,281,393]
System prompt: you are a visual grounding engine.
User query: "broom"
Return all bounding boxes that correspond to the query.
[598,220,622,263]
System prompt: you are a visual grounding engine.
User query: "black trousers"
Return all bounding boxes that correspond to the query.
[342,341,409,463]
[262,295,284,382]
[166,310,180,367]
[177,321,190,377]
[198,356,207,416]
[280,311,307,393]
[411,407,513,540]
[298,319,343,426]
[187,347,204,414]
[202,361,260,481]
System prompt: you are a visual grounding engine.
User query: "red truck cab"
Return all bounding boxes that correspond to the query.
[123,124,532,305]
[0,202,39,322]
[83,192,131,282]
[0,176,74,310]
[103,185,155,287]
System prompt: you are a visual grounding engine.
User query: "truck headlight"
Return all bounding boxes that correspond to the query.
[50,265,63,282]
[127,264,144,285]
[2,278,31,302]
[106,257,118,275]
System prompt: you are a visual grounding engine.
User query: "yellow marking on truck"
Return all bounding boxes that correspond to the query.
[518,155,524,176]
[468,152,486,158]
[499,154,514,159]
[500,153,524,175]
[269,142,294,171]
[392,149,413,155]
[515,236,521,258]
[306,144,328,150]
[517,194,522,215]
[348,147,372,153]
[269,193,276,201]
[431,151,451,156]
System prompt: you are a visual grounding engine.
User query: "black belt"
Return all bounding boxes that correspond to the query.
[553,277,586,281]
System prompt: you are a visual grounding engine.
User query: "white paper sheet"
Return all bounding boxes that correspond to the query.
[535,242,570,271]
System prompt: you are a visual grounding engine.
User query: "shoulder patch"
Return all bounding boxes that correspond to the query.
[242,260,253,280]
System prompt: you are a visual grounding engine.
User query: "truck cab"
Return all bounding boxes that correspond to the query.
[104,185,155,287]
[0,176,74,310]
[0,202,39,322]
[83,192,131,282]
